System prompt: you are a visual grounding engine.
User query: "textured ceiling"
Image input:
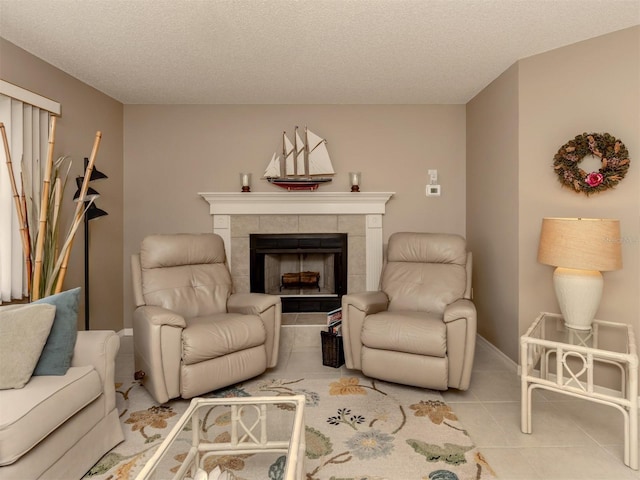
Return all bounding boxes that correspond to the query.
[1,0,639,104]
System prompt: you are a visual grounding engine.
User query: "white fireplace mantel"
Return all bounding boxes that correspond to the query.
[198,191,394,291]
[198,191,394,215]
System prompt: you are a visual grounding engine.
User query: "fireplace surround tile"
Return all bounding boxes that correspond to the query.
[299,215,338,233]
[338,215,366,235]
[348,235,366,276]
[231,215,259,237]
[348,274,366,293]
[230,236,250,276]
[258,215,298,233]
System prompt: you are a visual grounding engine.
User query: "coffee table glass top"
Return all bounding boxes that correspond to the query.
[525,312,634,354]
[135,395,306,480]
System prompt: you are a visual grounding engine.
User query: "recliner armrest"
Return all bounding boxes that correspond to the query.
[134,305,187,328]
[443,298,477,390]
[342,291,389,314]
[227,293,280,314]
[443,298,476,323]
[341,292,389,370]
[228,293,282,369]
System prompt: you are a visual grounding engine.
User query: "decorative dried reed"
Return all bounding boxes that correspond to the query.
[1,117,103,300]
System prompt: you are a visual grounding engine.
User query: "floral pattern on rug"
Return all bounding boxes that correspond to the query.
[86,377,495,480]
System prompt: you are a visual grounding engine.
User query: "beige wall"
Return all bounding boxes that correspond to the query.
[466,63,520,360]
[518,27,639,389]
[468,27,639,389]
[123,104,467,327]
[0,38,124,332]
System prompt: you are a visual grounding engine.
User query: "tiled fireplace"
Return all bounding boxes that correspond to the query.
[199,192,394,311]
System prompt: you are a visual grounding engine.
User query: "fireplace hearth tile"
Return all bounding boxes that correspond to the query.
[296,313,328,325]
[282,314,297,325]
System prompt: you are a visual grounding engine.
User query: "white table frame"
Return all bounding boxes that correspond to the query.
[135,395,306,480]
[520,312,638,470]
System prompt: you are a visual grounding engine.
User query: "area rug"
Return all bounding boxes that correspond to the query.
[85,376,496,480]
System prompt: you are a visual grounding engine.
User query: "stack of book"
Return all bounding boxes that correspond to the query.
[321,307,345,367]
[326,307,342,335]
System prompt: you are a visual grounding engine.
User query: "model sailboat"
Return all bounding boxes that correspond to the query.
[263,126,334,190]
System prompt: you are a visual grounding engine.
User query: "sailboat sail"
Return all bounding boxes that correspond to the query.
[307,128,334,176]
[263,152,281,178]
[295,128,305,175]
[283,133,295,176]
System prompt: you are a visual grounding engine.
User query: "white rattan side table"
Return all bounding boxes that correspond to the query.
[135,395,306,480]
[520,312,638,470]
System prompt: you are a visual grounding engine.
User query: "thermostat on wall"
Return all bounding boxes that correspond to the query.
[426,184,441,196]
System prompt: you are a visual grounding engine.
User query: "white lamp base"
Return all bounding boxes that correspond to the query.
[553,267,603,330]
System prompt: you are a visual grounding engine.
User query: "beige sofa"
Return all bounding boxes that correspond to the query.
[0,330,124,479]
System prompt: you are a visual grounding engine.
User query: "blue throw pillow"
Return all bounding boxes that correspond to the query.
[33,287,81,376]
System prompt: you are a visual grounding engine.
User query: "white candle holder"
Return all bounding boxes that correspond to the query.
[240,173,251,192]
[349,172,361,192]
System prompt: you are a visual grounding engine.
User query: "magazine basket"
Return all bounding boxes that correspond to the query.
[321,331,345,368]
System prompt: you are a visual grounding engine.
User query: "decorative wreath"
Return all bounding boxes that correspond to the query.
[553,132,630,195]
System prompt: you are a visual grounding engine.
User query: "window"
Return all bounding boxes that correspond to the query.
[0,80,60,303]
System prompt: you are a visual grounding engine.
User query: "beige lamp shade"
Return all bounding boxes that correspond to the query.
[537,218,622,272]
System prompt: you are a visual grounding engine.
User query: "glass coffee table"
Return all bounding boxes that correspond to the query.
[135,395,306,480]
[520,312,638,470]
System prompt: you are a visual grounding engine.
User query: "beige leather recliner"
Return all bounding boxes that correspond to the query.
[131,233,281,404]
[341,232,476,391]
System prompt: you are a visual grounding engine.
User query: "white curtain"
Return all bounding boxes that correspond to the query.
[0,81,60,303]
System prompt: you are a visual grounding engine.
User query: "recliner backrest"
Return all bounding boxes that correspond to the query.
[139,233,232,318]
[381,232,468,315]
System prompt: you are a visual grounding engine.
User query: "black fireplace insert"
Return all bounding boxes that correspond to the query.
[250,233,348,313]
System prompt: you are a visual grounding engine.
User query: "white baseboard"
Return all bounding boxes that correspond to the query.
[476,334,518,373]
[119,328,133,337]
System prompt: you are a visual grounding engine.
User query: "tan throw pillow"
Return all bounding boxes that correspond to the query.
[0,303,56,389]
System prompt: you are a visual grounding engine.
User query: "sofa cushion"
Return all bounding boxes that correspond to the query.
[182,313,266,365]
[0,304,56,390]
[33,287,81,376]
[361,311,447,357]
[0,365,102,466]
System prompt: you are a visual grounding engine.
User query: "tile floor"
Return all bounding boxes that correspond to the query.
[116,314,640,480]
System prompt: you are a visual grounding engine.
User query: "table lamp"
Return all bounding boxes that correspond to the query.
[537,218,622,330]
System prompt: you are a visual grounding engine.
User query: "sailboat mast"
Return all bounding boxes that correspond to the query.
[293,126,299,176]
[304,126,309,178]
[281,131,286,177]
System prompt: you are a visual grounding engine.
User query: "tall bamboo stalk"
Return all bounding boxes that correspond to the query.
[53,131,102,294]
[0,122,31,297]
[53,177,62,260]
[20,173,33,294]
[31,116,57,300]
